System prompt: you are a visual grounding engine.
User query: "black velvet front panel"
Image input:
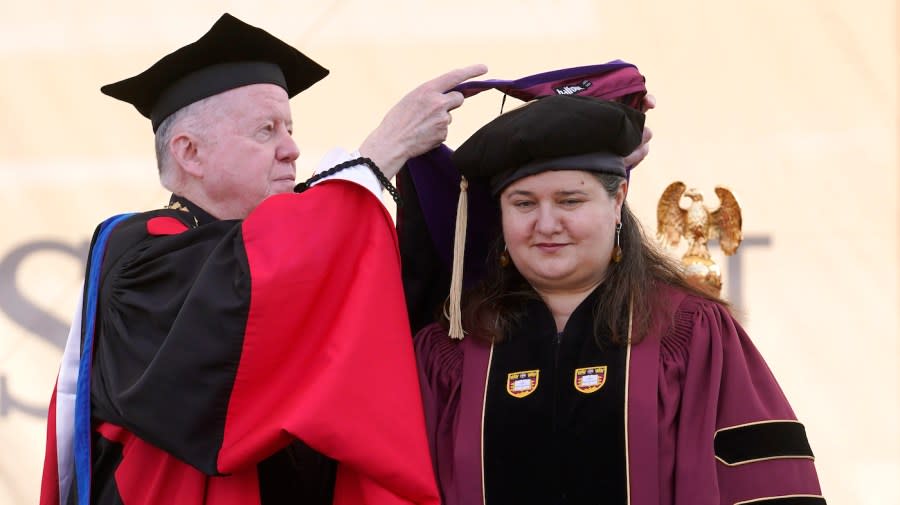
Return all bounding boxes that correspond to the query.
[483,291,628,505]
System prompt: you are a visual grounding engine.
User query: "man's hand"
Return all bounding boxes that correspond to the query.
[624,93,656,169]
[360,64,488,180]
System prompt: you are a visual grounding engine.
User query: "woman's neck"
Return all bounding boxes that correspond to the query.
[534,282,600,332]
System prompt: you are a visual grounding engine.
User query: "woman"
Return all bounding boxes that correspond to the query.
[414,95,825,505]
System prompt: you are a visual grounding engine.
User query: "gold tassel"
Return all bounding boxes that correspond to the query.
[447,176,469,340]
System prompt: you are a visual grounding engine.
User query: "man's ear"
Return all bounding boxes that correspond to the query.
[170,133,203,178]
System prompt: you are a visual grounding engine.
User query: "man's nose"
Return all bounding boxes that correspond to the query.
[278,130,300,162]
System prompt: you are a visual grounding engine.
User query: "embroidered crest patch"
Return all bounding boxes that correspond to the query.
[574,366,607,394]
[506,370,540,398]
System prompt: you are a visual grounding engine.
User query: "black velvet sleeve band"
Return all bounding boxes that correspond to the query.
[714,420,814,466]
[734,495,826,505]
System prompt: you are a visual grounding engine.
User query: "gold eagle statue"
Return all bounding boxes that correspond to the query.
[657,182,743,293]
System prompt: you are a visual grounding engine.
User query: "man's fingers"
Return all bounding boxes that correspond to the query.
[624,127,653,168]
[444,90,465,111]
[426,64,488,93]
[623,144,649,169]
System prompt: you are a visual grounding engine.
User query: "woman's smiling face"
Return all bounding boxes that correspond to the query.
[500,169,625,295]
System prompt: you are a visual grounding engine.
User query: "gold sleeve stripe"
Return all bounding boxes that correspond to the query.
[733,494,826,505]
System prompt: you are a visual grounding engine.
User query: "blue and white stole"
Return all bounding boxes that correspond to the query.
[54,213,134,505]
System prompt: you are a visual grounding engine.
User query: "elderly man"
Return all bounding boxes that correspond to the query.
[39,13,486,505]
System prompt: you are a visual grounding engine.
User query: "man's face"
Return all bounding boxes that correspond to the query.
[199,83,299,219]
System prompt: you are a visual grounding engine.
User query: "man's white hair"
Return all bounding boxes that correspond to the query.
[153,96,220,191]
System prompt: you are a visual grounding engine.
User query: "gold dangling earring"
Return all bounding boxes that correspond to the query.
[499,244,510,268]
[611,222,623,263]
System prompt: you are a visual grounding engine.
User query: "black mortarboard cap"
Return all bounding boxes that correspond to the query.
[452,94,645,195]
[101,13,329,132]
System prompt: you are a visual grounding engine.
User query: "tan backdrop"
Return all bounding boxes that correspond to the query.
[1,1,897,504]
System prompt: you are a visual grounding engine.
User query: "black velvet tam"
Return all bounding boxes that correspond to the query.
[451,95,645,195]
[101,13,328,132]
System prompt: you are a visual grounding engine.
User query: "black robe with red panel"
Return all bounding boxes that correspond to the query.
[40,181,439,505]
